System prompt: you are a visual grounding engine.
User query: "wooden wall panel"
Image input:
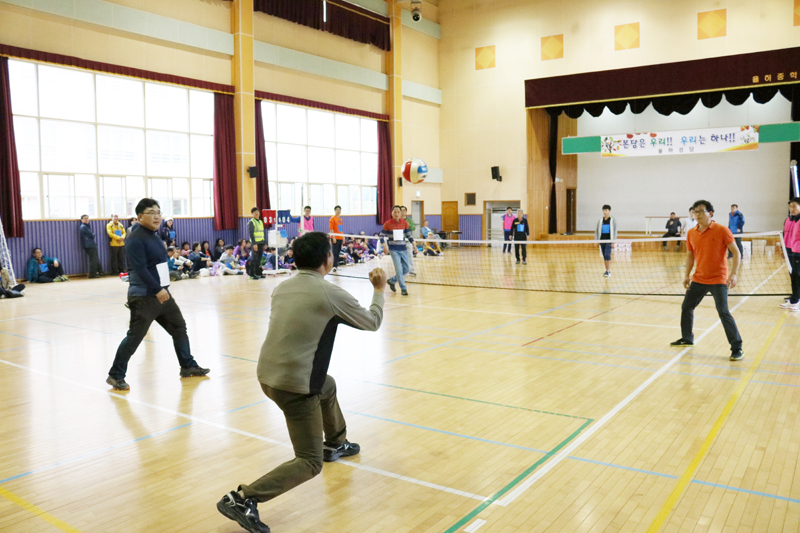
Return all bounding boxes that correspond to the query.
[527,109,552,239]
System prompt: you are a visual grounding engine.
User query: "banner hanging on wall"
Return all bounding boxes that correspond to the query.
[600,125,759,157]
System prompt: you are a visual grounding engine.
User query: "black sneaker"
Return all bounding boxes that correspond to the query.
[323,440,360,462]
[188,271,200,279]
[387,279,396,292]
[670,339,694,347]
[730,350,744,361]
[217,491,270,533]
[106,376,130,390]
[180,366,210,377]
[401,289,409,296]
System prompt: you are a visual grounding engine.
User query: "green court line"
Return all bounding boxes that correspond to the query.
[218,355,593,421]
[353,379,592,421]
[442,417,594,533]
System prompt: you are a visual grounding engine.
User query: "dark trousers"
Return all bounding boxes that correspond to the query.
[789,251,800,304]
[36,264,65,282]
[110,246,126,275]
[332,240,343,266]
[503,230,512,253]
[84,247,102,277]
[248,242,264,277]
[729,237,743,258]
[680,282,742,352]
[515,242,527,261]
[108,295,198,379]
[240,375,347,503]
[662,233,679,250]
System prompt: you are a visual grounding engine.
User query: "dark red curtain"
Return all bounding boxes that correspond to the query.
[0,44,234,94]
[254,102,270,210]
[0,57,23,238]
[376,121,393,224]
[254,0,323,30]
[325,0,390,51]
[213,93,238,231]
[254,0,389,52]
[255,90,389,121]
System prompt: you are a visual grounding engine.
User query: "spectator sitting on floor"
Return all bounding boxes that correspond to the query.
[279,249,297,270]
[180,242,192,258]
[1,264,24,298]
[189,242,212,272]
[217,245,245,275]
[27,248,68,283]
[345,241,363,263]
[213,238,225,261]
[234,239,251,266]
[167,246,197,280]
[262,247,277,271]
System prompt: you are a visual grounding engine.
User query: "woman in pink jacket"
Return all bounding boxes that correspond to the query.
[781,198,800,310]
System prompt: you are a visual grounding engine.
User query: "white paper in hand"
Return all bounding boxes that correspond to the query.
[393,229,404,242]
[156,262,171,287]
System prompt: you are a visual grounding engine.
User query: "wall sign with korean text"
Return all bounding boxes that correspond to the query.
[600,125,759,157]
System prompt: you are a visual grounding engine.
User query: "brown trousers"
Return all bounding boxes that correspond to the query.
[239,375,347,502]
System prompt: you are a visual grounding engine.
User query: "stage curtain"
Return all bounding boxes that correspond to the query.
[0,57,23,238]
[545,84,797,118]
[0,43,234,94]
[376,121,393,224]
[254,102,270,211]
[212,93,238,231]
[325,0,390,51]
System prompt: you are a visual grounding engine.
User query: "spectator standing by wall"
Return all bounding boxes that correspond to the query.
[107,214,127,275]
[79,215,104,278]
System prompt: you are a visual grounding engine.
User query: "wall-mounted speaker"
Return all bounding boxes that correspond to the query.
[397,177,404,187]
[248,166,258,178]
[491,166,502,182]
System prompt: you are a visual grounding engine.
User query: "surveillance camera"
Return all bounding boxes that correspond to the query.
[411,6,421,22]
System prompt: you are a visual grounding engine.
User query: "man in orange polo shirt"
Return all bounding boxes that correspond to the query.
[670,200,743,361]
[329,205,344,272]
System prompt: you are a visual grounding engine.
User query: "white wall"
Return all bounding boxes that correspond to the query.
[577,95,792,233]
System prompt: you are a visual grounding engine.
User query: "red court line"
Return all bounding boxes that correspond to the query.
[522,295,647,347]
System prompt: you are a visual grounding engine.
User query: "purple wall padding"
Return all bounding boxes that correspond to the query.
[8,215,390,279]
[459,214,482,241]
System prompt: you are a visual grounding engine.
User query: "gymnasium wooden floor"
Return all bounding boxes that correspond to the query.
[1,256,799,532]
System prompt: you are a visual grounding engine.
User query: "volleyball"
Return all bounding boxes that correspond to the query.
[402,158,428,184]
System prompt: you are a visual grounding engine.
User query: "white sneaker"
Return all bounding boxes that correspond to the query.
[780,301,799,309]
[603,271,611,278]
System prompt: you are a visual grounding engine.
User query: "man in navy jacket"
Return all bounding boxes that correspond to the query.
[106,198,209,391]
[79,215,104,278]
[728,204,745,258]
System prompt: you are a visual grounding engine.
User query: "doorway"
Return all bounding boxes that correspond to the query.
[411,201,424,238]
[566,189,576,235]
[441,201,459,236]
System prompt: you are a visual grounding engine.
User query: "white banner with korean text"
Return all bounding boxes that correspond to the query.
[600,125,759,157]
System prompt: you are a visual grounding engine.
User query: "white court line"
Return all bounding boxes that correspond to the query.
[493,264,785,507]
[413,305,694,331]
[0,357,488,503]
[464,518,487,532]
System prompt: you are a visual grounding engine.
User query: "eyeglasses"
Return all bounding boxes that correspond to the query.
[694,210,708,214]
[142,210,162,216]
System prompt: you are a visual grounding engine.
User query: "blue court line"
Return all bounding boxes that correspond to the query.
[568,457,800,505]
[0,398,273,486]
[344,410,549,454]
[384,293,602,364]
[0,329,50,344]
[0,422,193,484]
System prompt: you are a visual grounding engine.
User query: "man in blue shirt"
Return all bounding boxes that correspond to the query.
[106,198,209,391]
[728,204,745,259]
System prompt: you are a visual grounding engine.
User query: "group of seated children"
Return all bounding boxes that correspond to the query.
[336,233,382,266]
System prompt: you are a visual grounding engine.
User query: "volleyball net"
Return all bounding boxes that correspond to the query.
[329,231,789,296]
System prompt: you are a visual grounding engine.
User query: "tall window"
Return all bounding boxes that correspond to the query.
[261,101,378,216]
[9,60,215,220]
